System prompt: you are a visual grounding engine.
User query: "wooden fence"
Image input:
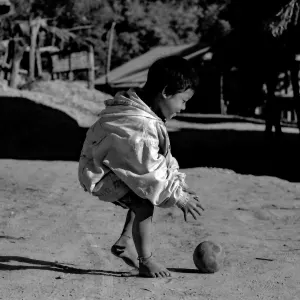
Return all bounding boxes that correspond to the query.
[0,40,95,89]
[50,45,95,89]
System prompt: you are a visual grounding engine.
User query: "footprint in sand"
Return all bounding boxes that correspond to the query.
[262,204,300,220]
[234,205,300,225]
[234,207,275,224]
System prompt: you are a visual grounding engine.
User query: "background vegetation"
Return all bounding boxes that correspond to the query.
[0,0,231,76]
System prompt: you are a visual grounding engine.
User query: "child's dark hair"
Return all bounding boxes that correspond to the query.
[143,55,199,97]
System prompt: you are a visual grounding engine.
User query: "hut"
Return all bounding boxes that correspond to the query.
[0,19,95,88]
[95,43,222,114]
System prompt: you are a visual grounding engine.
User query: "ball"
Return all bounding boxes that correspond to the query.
[193,241,224,273]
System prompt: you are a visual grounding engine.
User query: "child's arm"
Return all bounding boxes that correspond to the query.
[182,184,198,197]
[180,196,204,222]
[168,153,180,172]
[167,153,197,196]
[167,153,199,199]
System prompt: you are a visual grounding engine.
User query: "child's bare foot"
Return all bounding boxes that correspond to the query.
[111,235,139,269]
[139,255,172,278]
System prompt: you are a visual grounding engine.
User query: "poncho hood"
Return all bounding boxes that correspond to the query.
[100,89,162,122]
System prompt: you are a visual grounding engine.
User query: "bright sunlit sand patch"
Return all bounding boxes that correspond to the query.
[1,159,300,300]
[168,119,299,134]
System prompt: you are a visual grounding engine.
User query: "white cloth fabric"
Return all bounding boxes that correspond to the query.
[78,89,189,208]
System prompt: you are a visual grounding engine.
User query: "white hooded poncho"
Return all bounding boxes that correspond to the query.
[78,89,189,208]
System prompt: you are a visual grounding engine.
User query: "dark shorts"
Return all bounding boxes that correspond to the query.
[112,191,150,209]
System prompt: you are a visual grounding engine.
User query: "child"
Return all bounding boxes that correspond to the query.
[78,55,204,278]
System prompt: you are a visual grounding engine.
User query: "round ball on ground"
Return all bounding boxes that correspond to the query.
[193,241,224,273]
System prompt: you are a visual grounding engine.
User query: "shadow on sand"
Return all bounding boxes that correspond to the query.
[169,120,300,183]
[0,96,87,161]
[0,256,134,277]
[0,256,200,277]
[1,96,299,182]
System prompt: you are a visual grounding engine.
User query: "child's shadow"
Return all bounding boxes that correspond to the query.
[0,256,201,277]
[0,256,135,277]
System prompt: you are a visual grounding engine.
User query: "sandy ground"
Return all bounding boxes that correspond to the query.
[1,157,300,300]
[1,84,300,299]
[1,118,300,300]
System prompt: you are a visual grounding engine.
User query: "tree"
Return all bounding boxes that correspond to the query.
[2,0,231,76]
[213,0,300,134]
[2,0,90,82]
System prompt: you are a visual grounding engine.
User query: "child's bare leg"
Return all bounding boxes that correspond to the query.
[131,200,171,278]
[111,209,139,268]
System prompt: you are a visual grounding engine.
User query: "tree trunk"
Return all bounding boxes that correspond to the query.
[220,74,227,114]
[29,18,41,81]
[290,61,300,131]
[36,49,42,78]
[105,21,116,85]
[88,45,95,89]
[9,38,25,88]
[36,31,45,78]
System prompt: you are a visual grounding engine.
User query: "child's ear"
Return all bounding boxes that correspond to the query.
[162,86,168,99]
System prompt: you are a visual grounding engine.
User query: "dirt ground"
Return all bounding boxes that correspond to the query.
[1,84,300,299]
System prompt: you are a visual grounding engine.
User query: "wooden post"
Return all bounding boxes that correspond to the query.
[220,73,227,115]
[36,48,42,77]
[88,45,95,89]
[36,31,44,78]
[9,38,25,88]
[286,111,291,123]
[0,46,8,80]
[68,71,74,81]
[3,37,13,81]
[29,18,41,81]
[105,21,116,85]
[68,52,74,80]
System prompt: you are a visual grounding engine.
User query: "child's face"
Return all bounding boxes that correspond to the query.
[158,88,194,120]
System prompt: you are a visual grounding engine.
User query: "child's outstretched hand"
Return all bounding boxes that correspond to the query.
[181,194,204,222]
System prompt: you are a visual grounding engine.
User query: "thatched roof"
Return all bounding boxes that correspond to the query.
[95,43,210,88]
